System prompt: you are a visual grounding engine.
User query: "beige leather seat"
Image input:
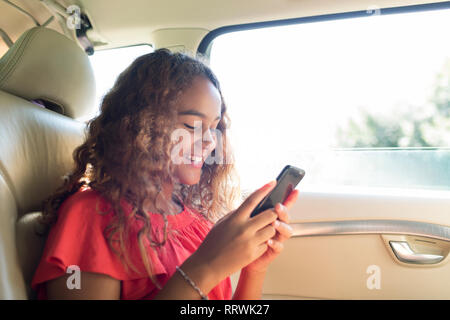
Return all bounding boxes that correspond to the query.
[0,26,96,299]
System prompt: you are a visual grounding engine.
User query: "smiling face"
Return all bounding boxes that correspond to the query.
[172,76,223,185]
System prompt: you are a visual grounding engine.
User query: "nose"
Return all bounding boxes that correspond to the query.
[202,128,217,153]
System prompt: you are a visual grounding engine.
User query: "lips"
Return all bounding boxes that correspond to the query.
[184,154,205,168]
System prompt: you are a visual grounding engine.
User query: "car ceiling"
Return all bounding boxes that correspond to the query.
[0,0,448,56]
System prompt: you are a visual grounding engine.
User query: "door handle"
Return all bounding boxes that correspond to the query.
[389,241,444,265]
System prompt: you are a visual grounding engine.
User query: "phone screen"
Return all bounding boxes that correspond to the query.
[250,165,305,217]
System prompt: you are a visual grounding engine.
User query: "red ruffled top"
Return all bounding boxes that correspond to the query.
[31,186,232,300]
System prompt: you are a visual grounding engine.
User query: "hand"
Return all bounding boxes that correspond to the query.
[243,188,299,274]
[190,181,280,281]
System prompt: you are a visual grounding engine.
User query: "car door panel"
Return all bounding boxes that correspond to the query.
[228,191,450,299]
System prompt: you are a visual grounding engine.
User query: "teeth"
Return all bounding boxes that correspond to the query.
[186,155,202,163]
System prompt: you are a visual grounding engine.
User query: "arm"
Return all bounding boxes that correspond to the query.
[46,254,220,300]
[232,190,299,300]
[46,271,121,300]
[46,182,284,300]
[232,267,267,300]
[152,254,219,300]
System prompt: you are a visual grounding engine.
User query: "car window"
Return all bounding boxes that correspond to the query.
[208,8,450,195]
[85,44,153,121]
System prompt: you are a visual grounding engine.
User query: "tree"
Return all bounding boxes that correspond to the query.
[336,60,450,148]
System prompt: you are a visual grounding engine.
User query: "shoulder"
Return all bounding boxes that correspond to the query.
[56,187,117,226]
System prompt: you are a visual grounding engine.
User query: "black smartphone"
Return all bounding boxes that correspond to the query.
[250,165,305,217]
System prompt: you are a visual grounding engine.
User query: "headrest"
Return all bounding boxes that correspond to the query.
[0,27,96,119]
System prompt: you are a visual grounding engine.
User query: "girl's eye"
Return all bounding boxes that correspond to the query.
[184,123,197,130]
[183,123,219,131]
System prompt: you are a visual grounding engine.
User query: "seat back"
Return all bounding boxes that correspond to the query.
[0,27,96,299]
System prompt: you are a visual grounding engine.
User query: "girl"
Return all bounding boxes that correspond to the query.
[31,48,299,300]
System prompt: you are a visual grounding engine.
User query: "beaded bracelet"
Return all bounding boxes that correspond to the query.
[176,266,209,300]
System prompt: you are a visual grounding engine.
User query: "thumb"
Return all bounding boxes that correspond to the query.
[216,209,236,224]
[236,180,276,219]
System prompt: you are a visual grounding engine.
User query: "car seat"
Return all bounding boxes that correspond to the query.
[0,26,96,299]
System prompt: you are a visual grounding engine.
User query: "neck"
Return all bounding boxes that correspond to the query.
[160,181,175,200]
[143,181,182,215]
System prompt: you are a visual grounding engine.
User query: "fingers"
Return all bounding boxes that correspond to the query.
[216,209,235,224]
[274,202,289,223]
[272,219,294,242]
[255,242,269,258]
[282,189,300,210]
[268,203,294,242]
[254,235,285,260]
[267,238,284,254]
[248,208,278,231]
[255,238,284,258]
[254,224,277,245]
[236,181,276,219]
[246,196,294,235]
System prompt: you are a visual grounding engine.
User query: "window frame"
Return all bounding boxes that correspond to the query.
[197,1,450,56]
[90,43,153,55]
[199,2,450,193]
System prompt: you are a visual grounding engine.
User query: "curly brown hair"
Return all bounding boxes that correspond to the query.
[38,48,240,289]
